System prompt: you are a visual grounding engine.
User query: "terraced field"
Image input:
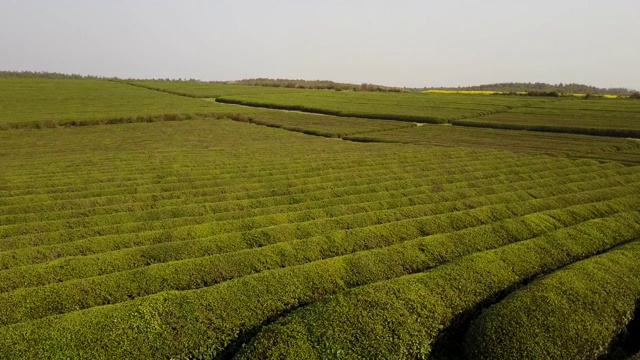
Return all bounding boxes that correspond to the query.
[201,101,415,138]
[0,78,418,137]
[130,80,562,126]
[466,239,640,359]
[456,98,640,137]
[215,91,553,123]
[137,79,639,138]
[126,80,302,98]
[0,79,228,128]
[1,77,640,359]
[480,98,640,129]
[345,125,640,164]
[218,92,640,137]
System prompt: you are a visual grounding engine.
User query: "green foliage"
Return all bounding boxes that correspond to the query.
[2,209,639,359]
[345,125,640,164]
[235,211,640,359]
[1,77,640,359]
[0,78,228,128]
[458,98,640,138]
[232,78,405,92]
[465,240,640,359]
[227,110,414,138]
[0,70,110,79]
[215,92,548,123]
[452,119,640,138]
[0,78,416,136]
[425,82,636,96]
[135,78,638,139]
[1,187,637,326]
[125,80,302,98]
[210,87,640,139]
[1,149,634,270]
[525,90,560,97]
[1,164,629,295]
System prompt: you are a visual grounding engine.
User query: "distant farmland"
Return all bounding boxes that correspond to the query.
[1,76,639,359]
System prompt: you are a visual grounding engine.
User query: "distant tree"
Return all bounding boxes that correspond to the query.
[423,82,635,96]
[0,71,105,79]
[526,90,560,97]
[231,78,403,92]
[630,92,640,99]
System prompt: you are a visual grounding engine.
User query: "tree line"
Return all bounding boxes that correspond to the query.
[424,82,638,96]
[231,78,405,92]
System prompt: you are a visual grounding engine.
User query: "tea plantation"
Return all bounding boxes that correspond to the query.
[1,78,639,359]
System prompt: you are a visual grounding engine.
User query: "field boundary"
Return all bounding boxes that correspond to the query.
[115,82,640,141]
[452,119,640,138]
[215,97,448,124]
[0,112,232,131]
[214,96,639,139]
[118,80,202,98]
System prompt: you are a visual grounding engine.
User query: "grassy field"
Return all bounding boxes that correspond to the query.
[200,100,416,138]
[126,80,302,98]
[344,125,640,164]
[134,80,638,137]
[0,79,414,136]
[466,239,640,359]
[215,91,555,123]
[129,80,557,124]
[1,77,639,359]
[471,98,640,130]
[0,79,230,128]
[457,98,640,137]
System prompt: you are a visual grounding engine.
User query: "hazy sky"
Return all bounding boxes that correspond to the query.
[1,0,638,89]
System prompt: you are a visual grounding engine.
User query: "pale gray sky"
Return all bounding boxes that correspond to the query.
[1,0,638,89]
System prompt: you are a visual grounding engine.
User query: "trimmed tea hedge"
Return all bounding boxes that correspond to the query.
[465,240,640,359]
